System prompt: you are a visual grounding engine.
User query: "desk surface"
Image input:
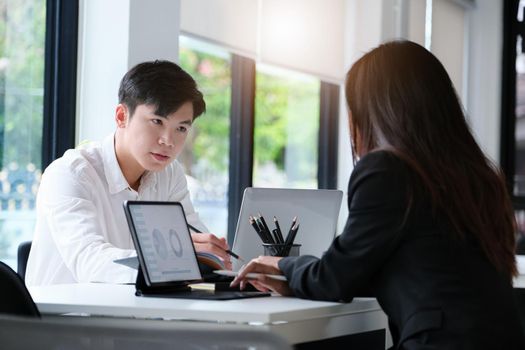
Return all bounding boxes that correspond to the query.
[29,283,381,325]
[514,256,525,288]
[30,283,390,346]
[514,275,525,289]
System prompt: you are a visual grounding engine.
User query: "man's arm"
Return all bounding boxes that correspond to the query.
[39,163,137,283]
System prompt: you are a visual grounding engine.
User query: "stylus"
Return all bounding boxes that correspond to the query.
[213,270,287,281]
[187,223,245,261]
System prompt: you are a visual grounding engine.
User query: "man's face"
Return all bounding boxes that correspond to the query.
[118,103,193,173]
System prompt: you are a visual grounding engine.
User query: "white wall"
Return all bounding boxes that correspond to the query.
[431,0,468,101]
[76,0,181,143]
[335,0,503,231]
[180,0,346,84]
[465,0,502,162]
[76,0,130,143]
[75,0,504,191]
[337,0,386,231]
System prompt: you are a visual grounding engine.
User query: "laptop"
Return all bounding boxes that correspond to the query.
[123,200,270,300]
[231,188,343,271]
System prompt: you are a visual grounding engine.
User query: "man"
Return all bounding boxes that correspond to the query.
[26,60,231,286]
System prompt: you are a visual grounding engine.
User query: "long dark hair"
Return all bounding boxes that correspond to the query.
[345,40,517,278]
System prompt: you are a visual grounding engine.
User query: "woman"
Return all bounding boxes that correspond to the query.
[231,41,525,349]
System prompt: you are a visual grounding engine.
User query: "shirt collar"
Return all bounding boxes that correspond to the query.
[102,133,158,195]
[102,133,131,194]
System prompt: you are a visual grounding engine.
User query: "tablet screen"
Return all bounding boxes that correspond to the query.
[125,202,202,284]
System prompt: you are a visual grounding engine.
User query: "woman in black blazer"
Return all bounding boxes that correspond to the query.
[232,41,525,349]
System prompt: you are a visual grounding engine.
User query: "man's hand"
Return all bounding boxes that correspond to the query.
[191,233,232,270]
[230,255,293,296]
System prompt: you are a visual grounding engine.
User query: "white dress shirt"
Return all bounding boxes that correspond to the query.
[26,134,207,286]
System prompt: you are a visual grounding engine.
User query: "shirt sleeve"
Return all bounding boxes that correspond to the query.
[167,161,209,233]
[279,152,411,302]
[39,162,137,283]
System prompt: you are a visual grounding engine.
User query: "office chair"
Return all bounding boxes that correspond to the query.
[0,314,292,350]
[0,261,40,317]
[17,240,31,280]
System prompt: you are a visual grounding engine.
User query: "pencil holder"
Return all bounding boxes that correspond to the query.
[262,243,301,257]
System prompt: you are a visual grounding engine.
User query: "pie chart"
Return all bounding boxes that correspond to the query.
[169,229,183,257]
[152,229,168,259]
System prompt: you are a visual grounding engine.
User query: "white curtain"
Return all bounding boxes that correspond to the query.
[180,0,346,83]
[431,0,467,99]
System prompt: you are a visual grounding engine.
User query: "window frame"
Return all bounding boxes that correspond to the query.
[227,55,256,242]
[226,57,340,243]
[178,36,340,243]
[318,82,340,190]
[0,0,78,267]
[501,0,525,209]
[42,0,78,168]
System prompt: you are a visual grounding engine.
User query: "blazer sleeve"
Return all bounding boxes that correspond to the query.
[279,152,412,302]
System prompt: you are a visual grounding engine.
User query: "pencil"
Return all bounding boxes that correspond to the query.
[255,216,273,243]
[273,216,284,243]
[285,216,297,243]
[187,223,244,261]
[250,216,271,243]
[225,249,244,262]
[258,213,271,236]
[257,213,274,243]
[287,223,300,246]
[284,223,300,256]
[187,223,202,234]
[272,228,281,246]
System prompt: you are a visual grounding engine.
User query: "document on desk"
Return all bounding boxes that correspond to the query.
[213,270,287,281]
[114,256,139,269]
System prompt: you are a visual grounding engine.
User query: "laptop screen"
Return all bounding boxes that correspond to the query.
[231,188,343,271]
[124,201,202,285]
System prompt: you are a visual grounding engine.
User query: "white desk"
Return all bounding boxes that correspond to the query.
[514,256,525,288]
[30,283,388,347]
[515,275,525,288]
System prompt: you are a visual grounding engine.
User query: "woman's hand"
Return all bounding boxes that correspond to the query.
[230,255,293,296]
[191,233,232,270]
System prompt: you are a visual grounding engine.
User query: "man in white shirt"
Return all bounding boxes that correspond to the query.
[26,60,231,286]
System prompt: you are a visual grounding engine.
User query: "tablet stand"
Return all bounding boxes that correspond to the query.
[135,267,191,296]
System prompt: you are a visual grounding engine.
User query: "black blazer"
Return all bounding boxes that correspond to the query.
[279,151,524,349]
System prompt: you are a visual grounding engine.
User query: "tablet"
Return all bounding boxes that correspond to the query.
[124,201,202,288]
[124,201,271,300]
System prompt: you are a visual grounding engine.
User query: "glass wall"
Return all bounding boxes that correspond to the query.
[515,0,525,197]
[179,36,328,239]
[0,0,46,268]
[514,1,525,253]
[178,36,231,238]
[253,64,320,189]
[503,0,525,253]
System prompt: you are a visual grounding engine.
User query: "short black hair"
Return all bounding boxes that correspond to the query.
[118,60,206,119]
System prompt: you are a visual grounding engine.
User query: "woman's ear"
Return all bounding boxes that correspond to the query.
[115,104,128,128]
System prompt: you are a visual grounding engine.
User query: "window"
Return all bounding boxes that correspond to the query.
[253,65,320,189]
[0,0,78,269]
[0,1,46,267]
[179,36,338,242]
[515,1,525,199]
[501,0,525,252]
[179,36,231,238]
